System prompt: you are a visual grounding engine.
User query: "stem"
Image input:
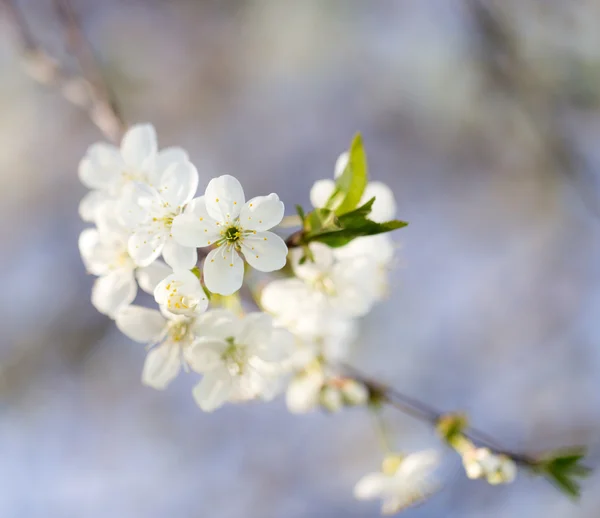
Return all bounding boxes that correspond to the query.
[339,362,539,467]
[2,0,126,142]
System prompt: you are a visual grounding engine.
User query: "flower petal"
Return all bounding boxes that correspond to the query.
[115,305,167,343]
[334,151,349,179]
[239,194,284,231]
[192,309,241,340]
[158,161,199,208]
[309,179,335,209]
[204,174,245,223]
[136,260,172,294]
[192,367,233,412]
[142,343,181,390]
[186,337,228,372]
[353,472,389,500]
[79,228,100,272]
[91,270,137,317]
[151,146,189,183]
[161,239,198,270]
[286,370,324,413]
[240,231,288,272]
[120,123,157,168]
[238,312,272,348]
[171,196,221,248]
[128,232,165,267]
[362,181,396,222]
[291,242,333,280]
[118,182,160,229]
[203,247,244,295]
[79,190,110,222]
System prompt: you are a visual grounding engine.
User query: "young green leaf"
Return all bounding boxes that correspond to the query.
[325,133,368,215]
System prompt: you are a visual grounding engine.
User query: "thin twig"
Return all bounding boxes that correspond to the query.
[2,0,126,142]
[339,362,539,467]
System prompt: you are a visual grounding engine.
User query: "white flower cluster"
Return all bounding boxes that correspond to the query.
[78,124,293,410]
[354,450,441,515]
[260,151,397,413]
[462,447,517,485]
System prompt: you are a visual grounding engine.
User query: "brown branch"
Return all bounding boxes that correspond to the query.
[2,0,126,143]
[339,362,541,467]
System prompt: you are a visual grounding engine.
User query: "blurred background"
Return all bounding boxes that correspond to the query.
[1,0,600,516]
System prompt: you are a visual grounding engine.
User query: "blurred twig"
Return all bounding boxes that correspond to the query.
[2,0,126,142]
[465,0,600,217]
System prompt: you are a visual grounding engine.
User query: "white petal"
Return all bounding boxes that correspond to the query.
[381,496,405,515]
[362,181,396,222]
[136,260,172,294]
[142,343,181,389]
[192,309,241,340]
[171,196,221,248]
[240,232,288,272]
[152,146,189,180]
[91,271,137,317]
[286,370,324,413]
[79,228,100,272]
[162,239,198,270]
[334,151,349,179]
[128,232,165,267]
[309,179,335,209]
[400,450,440,478]
[118,182,159,229]
[204,174,244,223]
[79,190,110,222]
[203,246,244,295]
[291,242,334,280]
[186,337,228,372]
[115,305,167,343]
[239,194,284,232]
[192,368,233,411]
[238,312,272,348]
[120,123,157,168]
[78,157,110,190]
[158,161,199,208]
[353,473,389,500]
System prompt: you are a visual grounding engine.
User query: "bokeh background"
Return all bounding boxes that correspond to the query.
[1,0,600,516]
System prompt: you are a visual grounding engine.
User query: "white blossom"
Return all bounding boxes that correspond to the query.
[354,450,441,515]
[115,305,221,389]
[78,123,188,222]
[288,242,380,319]
[119,161,199,270]
[462,447,517,485]
[171,175,288,295]
[154,269,208,317]
[78,203,170,317]
[187,311,294,411]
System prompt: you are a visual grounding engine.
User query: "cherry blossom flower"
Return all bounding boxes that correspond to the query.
[354,450,441,515]
[78,203,170,317]
[78,123,188,222]
[119,161,199,270]
[154,269,208,317]
[187,311,294,411]
[171,175,288,295]
[462,447,517,485]
[115,306,220,389]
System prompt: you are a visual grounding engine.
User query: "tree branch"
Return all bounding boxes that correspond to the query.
[2,0,126,143]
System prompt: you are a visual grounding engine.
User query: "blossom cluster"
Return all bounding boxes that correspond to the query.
[77,124,519,514]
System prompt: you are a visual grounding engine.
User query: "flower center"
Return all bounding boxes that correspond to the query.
[167,320,191,343]
[312,274,337,296]
[222,337,248,376]
[224,226,241,243]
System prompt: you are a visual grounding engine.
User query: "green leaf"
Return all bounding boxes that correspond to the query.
[325,133,368,215]
[307,218,408,248]
[295,204,306,221]
[536,448,591,500]
[304,208,341,234]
